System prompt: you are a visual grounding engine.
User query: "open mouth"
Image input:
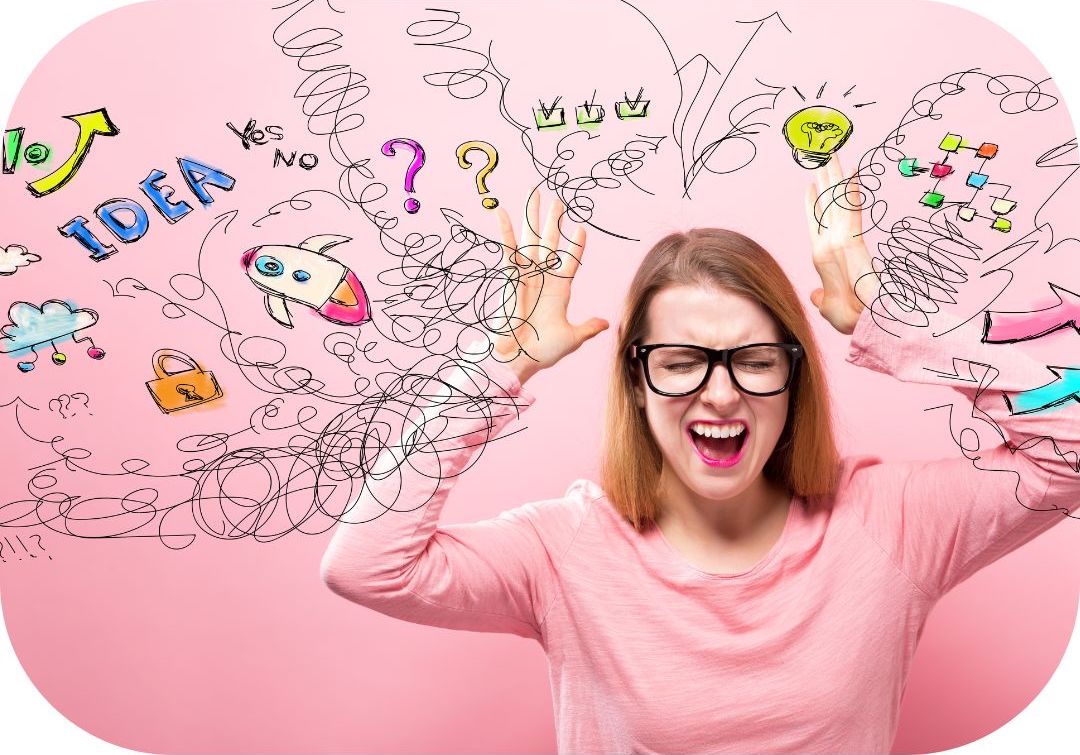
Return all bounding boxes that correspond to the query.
[687,421,749,468]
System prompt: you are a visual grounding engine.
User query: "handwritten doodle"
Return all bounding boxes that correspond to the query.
[1005,366,1080,415]
[59,156,236,260]
[146,349,224,414]
[456,140,500,209]
[2,128,51,173]
[0,243,41,275]
[0,300,105,372]
[381,138,425,213]
[225,118,285,149]
[983,282,1080,343]
[271,0,373,204]
[0,534,51,562]
[48,392,91,419]
[3,108,119,196]
[242,234,371,329]
[782,105,853,169]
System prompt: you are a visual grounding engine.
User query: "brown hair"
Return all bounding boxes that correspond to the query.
[600,228,840,531]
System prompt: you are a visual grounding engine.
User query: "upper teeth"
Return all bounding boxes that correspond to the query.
[690,422,744,439]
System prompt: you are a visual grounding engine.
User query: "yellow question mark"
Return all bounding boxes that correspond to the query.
[456,141,499,209]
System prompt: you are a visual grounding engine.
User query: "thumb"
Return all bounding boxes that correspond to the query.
[573,317,609,345]
[809,288,825,310]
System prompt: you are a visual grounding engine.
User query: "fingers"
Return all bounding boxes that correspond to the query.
[804,183,822,235]
[523,189,540,249]
[558,224,587,281]
[495,206,516,252]
[809,288,825,310]
[541,195,566,253]
[571,317,610,347]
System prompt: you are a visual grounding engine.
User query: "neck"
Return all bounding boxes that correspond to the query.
[655,471,791,545]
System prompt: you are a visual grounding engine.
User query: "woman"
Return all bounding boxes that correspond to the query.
[321,158,1077,754]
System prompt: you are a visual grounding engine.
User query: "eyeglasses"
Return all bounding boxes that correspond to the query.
[630,343,803,397]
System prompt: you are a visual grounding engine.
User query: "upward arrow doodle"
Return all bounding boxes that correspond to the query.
[983,282,1080,343]
[1004,366,1080,415]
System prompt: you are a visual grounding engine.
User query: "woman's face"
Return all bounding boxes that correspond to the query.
[633,284,791,508]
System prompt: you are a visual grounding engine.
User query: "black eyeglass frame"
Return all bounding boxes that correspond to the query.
[629,342,804,397]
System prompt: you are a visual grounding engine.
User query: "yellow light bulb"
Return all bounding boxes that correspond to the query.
[782,106,853,169]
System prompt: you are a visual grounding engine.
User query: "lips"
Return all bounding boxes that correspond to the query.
[687,420,749,469]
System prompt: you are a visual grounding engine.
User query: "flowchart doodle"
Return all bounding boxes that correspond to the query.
[0,300,105,371]
[900,132,1018,231]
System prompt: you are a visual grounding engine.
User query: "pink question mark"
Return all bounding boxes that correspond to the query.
[381,138,425,214]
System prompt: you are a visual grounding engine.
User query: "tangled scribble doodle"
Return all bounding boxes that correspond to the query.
[2,0,1077,563]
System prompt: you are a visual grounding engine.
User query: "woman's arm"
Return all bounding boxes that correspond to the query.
[806,157,1078,600]
[320,357,586,640]
[844,307,1077,599]
[320,194,606,639]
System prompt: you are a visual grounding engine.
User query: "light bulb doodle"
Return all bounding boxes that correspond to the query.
[782,105,853,169]
[456,140,500,209]
[242,235,371,329]
[0,300,105,372]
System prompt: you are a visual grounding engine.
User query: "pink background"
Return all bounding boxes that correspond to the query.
[1,1,1077,753]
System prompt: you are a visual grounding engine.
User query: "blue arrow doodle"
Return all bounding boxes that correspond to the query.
[1004,366,1080,415]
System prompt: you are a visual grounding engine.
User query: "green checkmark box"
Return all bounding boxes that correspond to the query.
[533,107,567,130]
[616,100,650,119]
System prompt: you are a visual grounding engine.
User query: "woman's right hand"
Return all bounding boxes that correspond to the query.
[491,191,609,385]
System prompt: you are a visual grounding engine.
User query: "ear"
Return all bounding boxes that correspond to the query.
[631,364,647,409]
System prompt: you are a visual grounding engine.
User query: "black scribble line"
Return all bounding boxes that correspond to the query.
[809,68,1066,338]
[816,81,826,99]
[793,85,806,101]
[270,0,375,206]
[844,84,856,97]
[923,359,1079,520]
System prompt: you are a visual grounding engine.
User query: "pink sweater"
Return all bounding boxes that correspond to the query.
[321,309,1078,754]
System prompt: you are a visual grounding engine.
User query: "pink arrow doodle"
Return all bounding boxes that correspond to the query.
[982,282,1080,343]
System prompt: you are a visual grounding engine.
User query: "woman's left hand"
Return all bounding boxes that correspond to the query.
[804,155,879,335]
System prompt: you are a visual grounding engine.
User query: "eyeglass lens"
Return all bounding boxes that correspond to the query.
[646,345,792,395]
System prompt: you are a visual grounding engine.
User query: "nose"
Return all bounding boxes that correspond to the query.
[698,361,741,409]
[241,246,261,269]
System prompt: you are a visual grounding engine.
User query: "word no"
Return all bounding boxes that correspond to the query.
[3,108,118,196]
[226,118,318,170]
[59,157,236,261]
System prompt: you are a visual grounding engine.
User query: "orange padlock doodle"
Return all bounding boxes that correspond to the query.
[145,349,223,414]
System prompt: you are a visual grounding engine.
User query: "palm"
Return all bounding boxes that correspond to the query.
[804,156,879,335]
[491,191,608,383]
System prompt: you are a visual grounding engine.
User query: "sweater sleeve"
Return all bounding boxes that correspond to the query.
[844,306,1079,600]
[319,355,587,642]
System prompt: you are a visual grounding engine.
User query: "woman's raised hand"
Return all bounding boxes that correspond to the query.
[804,156,880,335]
[490,191,609,385]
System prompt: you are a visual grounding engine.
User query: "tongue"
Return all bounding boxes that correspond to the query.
[693,433,740,461]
